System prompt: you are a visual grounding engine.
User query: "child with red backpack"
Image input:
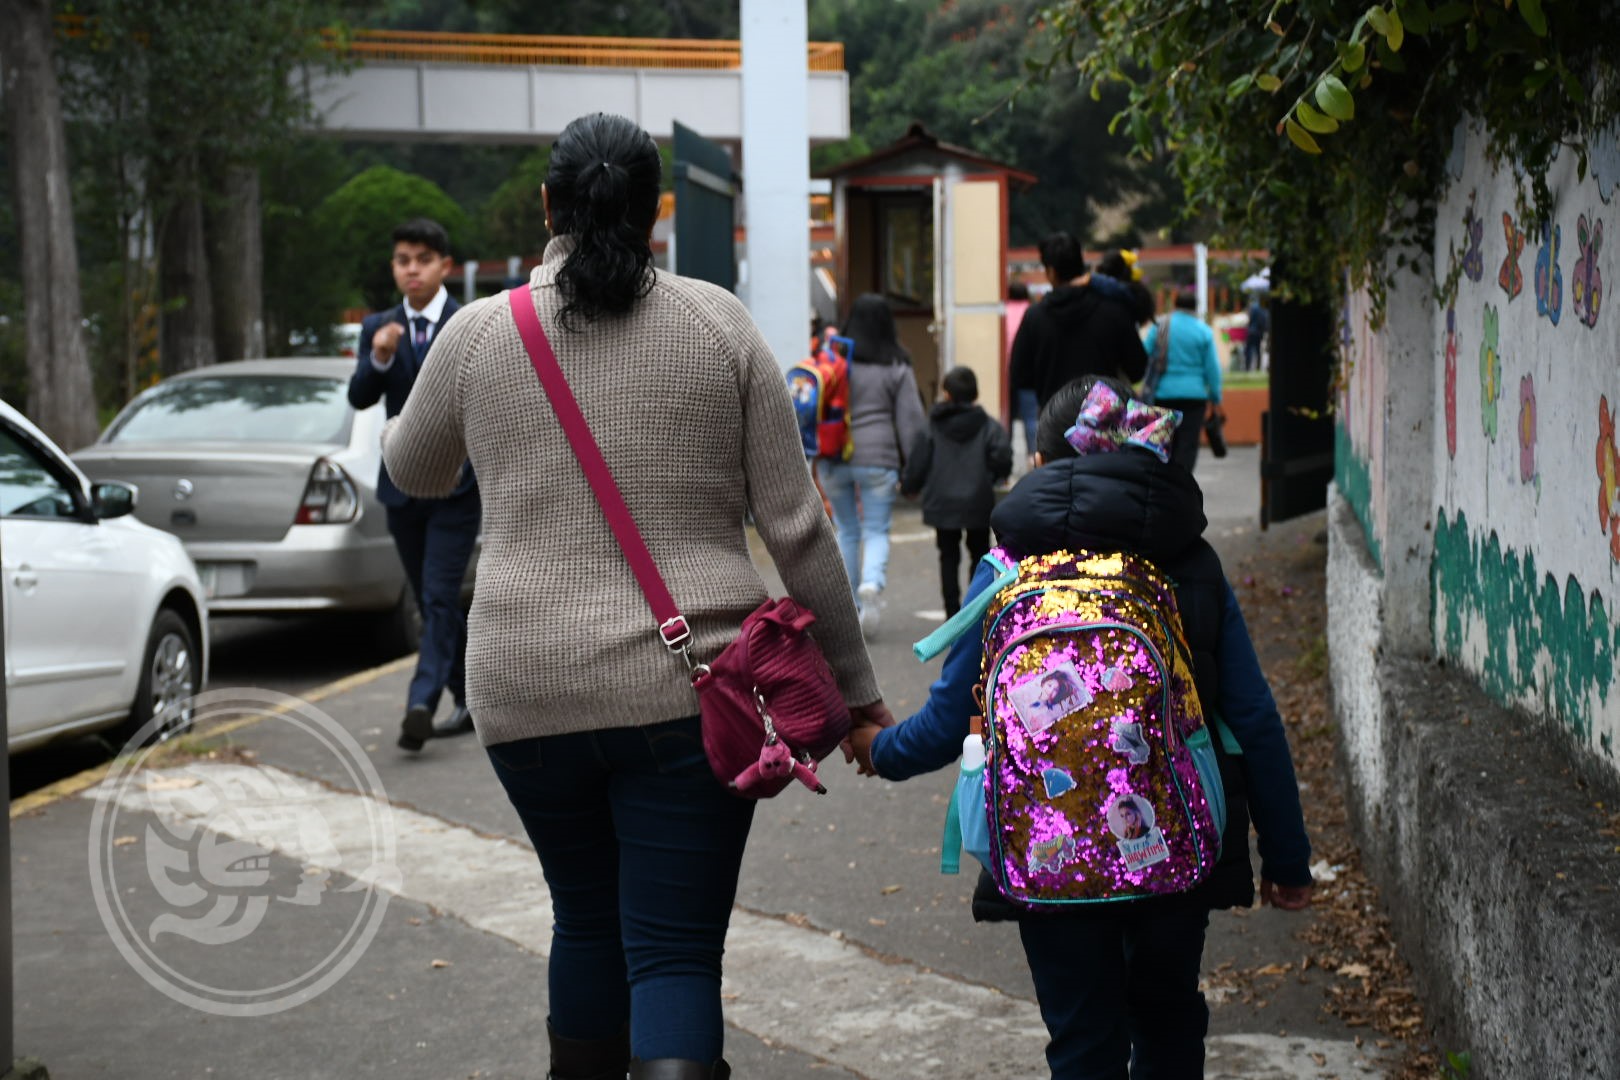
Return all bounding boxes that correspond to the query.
[850,375,1313,1079]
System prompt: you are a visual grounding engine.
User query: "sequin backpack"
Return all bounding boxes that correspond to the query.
[920,547,1226,908]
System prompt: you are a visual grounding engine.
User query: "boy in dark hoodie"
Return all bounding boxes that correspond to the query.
[902,367,1014,617]
[853,375,1313,1080]
[1009,233,1151,408]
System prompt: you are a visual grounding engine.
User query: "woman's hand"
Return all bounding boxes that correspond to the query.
[841,700,895,776]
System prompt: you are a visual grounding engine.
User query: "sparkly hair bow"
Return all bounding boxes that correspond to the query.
[1119,249,1143,282]
[1063,383,1182,463]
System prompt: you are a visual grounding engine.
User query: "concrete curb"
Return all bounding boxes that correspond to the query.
[1327,494,1620,1079]
[8,654,416,820]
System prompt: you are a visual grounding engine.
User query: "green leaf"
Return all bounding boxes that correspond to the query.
[1256,73,1283,92]
[1519,0,1548,36]
[1315,75,1356,121]
[1341,41,1367,71]
[1266,179,1300,200]
[1296,102,1341,134]
[1285,119,1323,154]
[1129,110,1152,148]
[1559,65,1587,104]
[1402,1,1432,34]
[1432,1,1471,25]
[1227,74,1255,99]
[1367,6,1392,36]
[1387,9,1405,50]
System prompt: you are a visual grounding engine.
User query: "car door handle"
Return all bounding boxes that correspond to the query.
[12,566,38,590]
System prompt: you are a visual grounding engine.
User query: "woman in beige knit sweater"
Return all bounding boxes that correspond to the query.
[380,113,892,1080]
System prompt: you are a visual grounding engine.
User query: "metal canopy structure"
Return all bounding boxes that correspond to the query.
[306,29,849,144]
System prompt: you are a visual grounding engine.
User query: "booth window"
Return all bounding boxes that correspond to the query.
[878,196,933,311]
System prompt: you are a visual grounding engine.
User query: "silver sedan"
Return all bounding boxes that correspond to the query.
[74,358,476,654]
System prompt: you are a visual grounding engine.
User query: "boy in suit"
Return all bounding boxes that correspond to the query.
[348,218,480,752]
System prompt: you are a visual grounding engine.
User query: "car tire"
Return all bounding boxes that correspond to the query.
[119,609,199,747]
[370,587,422,658]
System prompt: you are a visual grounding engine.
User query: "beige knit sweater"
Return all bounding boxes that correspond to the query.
[381,238,882,746]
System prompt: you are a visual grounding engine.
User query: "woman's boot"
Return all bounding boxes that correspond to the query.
[627,1059,731,1079]
[547,1021,630,1080]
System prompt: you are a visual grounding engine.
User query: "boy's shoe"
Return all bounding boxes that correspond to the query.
[857,582,882,634]
[397,704,434,752]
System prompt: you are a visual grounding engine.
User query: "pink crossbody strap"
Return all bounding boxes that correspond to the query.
[505,286,694,655]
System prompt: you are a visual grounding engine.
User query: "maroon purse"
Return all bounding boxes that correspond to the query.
[506,286,850,798]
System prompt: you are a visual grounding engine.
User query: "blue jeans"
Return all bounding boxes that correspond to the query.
[814,460,898,594]
[1018,906,1210,1079]
[486,715,756,1062]
[1017,388,1041,458]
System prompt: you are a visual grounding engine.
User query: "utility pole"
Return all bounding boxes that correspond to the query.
[740,0,811,370]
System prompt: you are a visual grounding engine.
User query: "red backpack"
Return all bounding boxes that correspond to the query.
[787,342,854,461]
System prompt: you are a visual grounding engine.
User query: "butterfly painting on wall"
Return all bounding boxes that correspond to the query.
[1534,221,1563,325]
[1462,196,1485,283]
[1573,214,1603,329]
[1499,212,1526,300]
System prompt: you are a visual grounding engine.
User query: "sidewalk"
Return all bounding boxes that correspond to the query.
[10,448,1418,1079]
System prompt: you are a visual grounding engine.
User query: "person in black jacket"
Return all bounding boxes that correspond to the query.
[901,367,1013,617]
[1010,233,1150,408]
[854,375,1313,1080]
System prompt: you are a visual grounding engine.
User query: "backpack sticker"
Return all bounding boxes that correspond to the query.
[1100,666,1135,693]
[1107,719,1151,765]
[1027,833,1077,876]
[1107,794,1171,872]
[1041,767,1077,799]
[1008,661,1092,736]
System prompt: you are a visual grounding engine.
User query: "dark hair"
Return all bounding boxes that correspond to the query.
[546,113,662,327]
[1036,375,1137,462]
[942,367,978,403]
[1126,281,1157,325]
[843,293,909,365]
[392,218,450,257]
[1095,250,1130,281]
[1038,232,1086,281]
[1174,289,1199,312]
[1008,281,1030,301]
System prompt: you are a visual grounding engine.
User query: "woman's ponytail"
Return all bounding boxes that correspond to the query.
[547,114,663,328]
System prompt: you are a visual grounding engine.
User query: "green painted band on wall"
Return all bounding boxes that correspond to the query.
[1335,423,1382,568]
[1431,507,1616,750]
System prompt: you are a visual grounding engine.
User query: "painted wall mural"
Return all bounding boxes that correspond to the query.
[1573,214,1603,329]
[1422,128,1620,768]
[1339,122,1620,770]
[1499,212,1525,300]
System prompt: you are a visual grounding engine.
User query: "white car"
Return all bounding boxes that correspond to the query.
[1,400,209,753]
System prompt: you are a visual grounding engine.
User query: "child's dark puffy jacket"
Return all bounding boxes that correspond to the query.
[901,402,1013,530]
[870,448,1313,920]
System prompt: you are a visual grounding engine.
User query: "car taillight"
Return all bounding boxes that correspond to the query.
[294,459,359,525]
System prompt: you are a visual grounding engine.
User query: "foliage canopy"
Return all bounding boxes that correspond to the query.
[1046,0,1619,307]
[313,166,468,311]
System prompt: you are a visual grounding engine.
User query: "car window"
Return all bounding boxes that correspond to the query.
[106,376,353,445]
[0,427,80,518]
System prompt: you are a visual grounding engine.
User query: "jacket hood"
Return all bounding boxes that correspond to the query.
[1039,282,1111,325]
[990,451,1207,563]
[929,401,989,443]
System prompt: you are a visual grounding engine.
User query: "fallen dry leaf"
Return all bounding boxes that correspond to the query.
[429,959,451,969]
[113,835,138,847]
[881,884,903,895]
[144,774,201,792]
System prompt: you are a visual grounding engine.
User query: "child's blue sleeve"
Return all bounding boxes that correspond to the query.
[1215,579,1312,887]
[870,561,994,781]
[1089,273,1130,300]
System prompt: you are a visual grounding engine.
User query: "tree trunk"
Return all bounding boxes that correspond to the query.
[159,159,216,374]
[0,0,100,450]
[206,163,265,361]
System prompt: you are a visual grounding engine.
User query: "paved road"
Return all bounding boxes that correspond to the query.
[12,447,1388,1078]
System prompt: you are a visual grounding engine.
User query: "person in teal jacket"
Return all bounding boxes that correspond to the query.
[1143,290,1225,471]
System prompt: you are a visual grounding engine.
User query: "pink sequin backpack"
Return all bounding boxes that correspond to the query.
[923,547,1225,908]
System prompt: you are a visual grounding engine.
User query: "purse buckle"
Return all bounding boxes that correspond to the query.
[659,616,692,652]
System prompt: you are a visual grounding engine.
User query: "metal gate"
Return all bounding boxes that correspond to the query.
[1260,268,1336,527]
[672,121,737,291]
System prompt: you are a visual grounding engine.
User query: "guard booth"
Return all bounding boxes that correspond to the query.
[820,123,1036,418]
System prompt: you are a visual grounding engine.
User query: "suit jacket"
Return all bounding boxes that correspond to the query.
[348,297,477,507]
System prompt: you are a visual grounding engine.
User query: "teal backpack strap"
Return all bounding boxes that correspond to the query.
[914,551,1020,661]
[1211,711,1243,755]
[941,783,964,875]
